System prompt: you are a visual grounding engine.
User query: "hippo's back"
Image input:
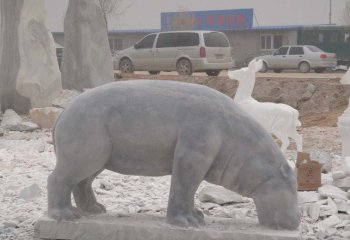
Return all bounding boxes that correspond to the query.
[54,80,243,176]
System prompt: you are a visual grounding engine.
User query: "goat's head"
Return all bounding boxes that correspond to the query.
[228,67,248,82]
[228,59,263,82]
[248,59,264,73]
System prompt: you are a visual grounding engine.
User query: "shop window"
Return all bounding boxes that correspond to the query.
[109,38,123,52]
[318,33,324,43]
[261,35,283,50]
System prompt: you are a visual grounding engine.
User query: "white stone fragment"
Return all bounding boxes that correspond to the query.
[298,191,319,205]
[317,215,342,230]
[327,197,338,215]
[333,176,350,190]
[336,201,350,213]
[308,203,320,221]
[335,220,350,228]
[3,221,18,228]
[197,186,244,205]
[321,173,333,186]
[333,171,347,180]
[318,185,348,201]
[325,227,337,238]
[0,110,22,129]
[18,183,41,200]
[8,121,39,132]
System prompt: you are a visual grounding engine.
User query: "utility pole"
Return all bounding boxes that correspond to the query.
[329,0,332,24]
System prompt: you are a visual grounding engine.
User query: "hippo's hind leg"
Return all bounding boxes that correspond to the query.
[48,126,112,221]
[167,129,221,227]
[73,170,106,215]
[48,169,84,221]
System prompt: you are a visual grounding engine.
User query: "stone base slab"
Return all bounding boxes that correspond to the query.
[34,213,300,240]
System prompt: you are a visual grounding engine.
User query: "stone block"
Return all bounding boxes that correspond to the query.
[0,0,62,113]
[61,0,113,90]
[29,107,63,129]
[34,214,300,240]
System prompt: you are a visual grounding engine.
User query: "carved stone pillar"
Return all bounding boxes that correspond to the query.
[338,69,350,157]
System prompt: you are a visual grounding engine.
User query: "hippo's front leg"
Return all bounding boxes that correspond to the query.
[166,128,220,227]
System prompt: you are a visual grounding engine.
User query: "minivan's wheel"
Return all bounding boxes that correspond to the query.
[177,59,192,76]
[259,62,268,73]
[314,68,326,73]
[149,71,160,75]
[119,58,134,73]
[206,70,220,76]
[273,69,283,73]
[299,62,310,73]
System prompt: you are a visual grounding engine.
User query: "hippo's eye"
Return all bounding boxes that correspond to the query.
[280,164,291,179]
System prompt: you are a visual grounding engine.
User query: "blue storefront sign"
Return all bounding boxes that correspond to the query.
[161,9,253,31]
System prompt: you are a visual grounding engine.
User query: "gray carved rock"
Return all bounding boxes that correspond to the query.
[62,0,113,91]
[48,80,300,230]
[0,0,62,114]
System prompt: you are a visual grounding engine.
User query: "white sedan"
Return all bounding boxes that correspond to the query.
[256,45,337,73]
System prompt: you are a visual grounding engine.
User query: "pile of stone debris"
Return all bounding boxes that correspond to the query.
[295,151,350,239]
[0,90,79,134]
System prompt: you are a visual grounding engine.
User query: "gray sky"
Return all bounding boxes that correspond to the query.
[46,0,348,32]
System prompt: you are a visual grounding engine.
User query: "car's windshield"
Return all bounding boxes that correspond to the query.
[306,46,323,52]
[204,32,229,47]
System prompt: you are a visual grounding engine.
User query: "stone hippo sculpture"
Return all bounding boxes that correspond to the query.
[48,80,300,230]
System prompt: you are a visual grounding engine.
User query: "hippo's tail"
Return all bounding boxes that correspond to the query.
[51,109,65,153]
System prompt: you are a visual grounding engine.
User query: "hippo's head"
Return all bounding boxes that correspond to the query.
[251,163,301,230]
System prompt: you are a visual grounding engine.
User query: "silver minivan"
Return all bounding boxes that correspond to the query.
[113,31,234,76]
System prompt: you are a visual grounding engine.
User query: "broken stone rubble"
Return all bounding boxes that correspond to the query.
[197,185,246,205]
[0,109,39,132]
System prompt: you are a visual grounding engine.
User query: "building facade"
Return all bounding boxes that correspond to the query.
[52,9,349,68]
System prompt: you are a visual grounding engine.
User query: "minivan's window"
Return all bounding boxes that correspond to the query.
[289,47,304,55]
[156,33,178,48]
[177,33,199,47]
[204,32,229,47]
[275,46,289,55]
[136,34,156,49]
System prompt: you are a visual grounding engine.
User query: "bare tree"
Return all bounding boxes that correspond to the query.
[98,0,129,29]
[344,0,350,25]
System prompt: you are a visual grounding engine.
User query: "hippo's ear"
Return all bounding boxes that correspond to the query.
[280,164,292,179]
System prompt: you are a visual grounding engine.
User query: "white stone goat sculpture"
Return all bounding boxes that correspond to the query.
[228,60,303,153]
